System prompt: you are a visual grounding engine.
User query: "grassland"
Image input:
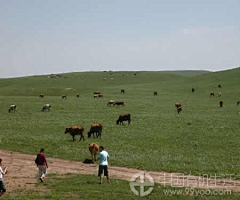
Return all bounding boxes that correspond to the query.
[2,173,239,200]
[0,68,239,179]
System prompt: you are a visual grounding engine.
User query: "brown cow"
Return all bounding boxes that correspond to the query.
[116,113,131,125]
[88,123,103,139]
[113,101,125,106]
[177,107,182,114]
[107,100,115,106]
[89,143,99,163]
[175,103,182,108]
[154,92,157,96]
[62,95,67,99]
[218,92,222,97]
[210,92,215,97]
[219,101,223,107]
[237,100,240,106]
[65,126,85,141]
[121,89,125,94]
[39,94,44,98]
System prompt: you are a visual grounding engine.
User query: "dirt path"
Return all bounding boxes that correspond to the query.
[1,149,239,194]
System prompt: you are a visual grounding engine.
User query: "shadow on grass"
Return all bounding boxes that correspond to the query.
[83,159,93,164]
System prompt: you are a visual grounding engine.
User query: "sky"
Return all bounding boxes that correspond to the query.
[0,0,240,78]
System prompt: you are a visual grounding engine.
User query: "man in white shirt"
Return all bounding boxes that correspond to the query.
[98,146,110,184]
[0,158,7,197]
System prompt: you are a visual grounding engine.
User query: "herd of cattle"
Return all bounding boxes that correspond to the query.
[7,85,239,162]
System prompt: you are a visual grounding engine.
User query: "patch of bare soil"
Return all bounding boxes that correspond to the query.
[0,149,239,195]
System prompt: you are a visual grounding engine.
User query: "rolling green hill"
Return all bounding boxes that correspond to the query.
[0,67,239,178]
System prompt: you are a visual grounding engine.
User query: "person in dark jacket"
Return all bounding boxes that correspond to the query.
[36,148,48,182]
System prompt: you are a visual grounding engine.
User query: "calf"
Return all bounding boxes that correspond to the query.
[42,104,51,111]
[107,100,115,106]
[219,101,223,107]
[113,101,125,106]
[88,123,103,139]
[116,113,131,125]
[121,89,125,94]
[8,105,17,113]
[89,143,99,163]
[154,92,157,96]
[65,126,85,141]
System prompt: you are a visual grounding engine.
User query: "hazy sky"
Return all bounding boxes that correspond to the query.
[1,0,239,78]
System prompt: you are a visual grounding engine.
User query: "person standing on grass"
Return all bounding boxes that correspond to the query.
[37,148,48,182]
[0,158,7,197]
[98,146,110,184]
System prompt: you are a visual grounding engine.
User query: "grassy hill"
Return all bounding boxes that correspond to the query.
[0,68,239,178]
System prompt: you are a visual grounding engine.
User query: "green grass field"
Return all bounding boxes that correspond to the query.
[1,173,238,200]
[0,68,239,198]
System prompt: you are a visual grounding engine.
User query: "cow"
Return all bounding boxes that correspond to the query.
[177,107,182,114]
[219,101,223,107]
[116,113,131,125]
[154,92,158,96]
[175,103,182,108]
[121,89,125,94]
[89,143,99,163]
[62,95,67,99]
[88,123,103,139]
[113,101,125,106]
[76,94,80,98]
[192,88,195,93]
[8,105,17,113]
[210,92,215,97]
[65,126,85,141]
[237,100,240,106]
[42,104,51,111]
[218,92,222,97]
[218,84,221,88]
[103,78,106,81]
[39,94,44,98]
[107,100,115,106]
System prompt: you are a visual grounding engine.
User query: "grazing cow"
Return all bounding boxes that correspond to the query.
[192,88,195,93]
[89,143,99,163]
[62,95,67,99]
[113,101,125,106]
[8,105,17,113]
[42,104,51,111]
[154,92,158,96]
[116,113,131,125]
[65,126,85,141]
[107,100,115,106]
[175,103,182,108]
[88,123,103,139]
[177,107,182,114]
[76,94,80,98]
[219,101,223,107]
[121,89,125,94]
[237,100,240,106]
[39,94,44,98]
[210,92,215,97]
[94,91,101,95]
[218,84,221,88]
[218,92,222,97]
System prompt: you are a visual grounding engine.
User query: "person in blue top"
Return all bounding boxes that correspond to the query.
[98,146,110,184]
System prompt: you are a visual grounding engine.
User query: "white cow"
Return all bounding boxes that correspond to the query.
[42,104,51,111]
[9,105,17,113]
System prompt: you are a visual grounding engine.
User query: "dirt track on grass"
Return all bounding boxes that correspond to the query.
[1,149,239,194]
